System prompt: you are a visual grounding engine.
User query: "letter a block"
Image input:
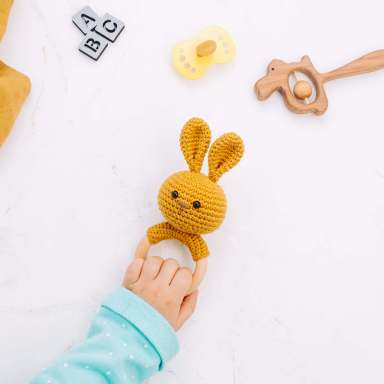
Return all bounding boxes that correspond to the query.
[79,32,108,61]
[72,6,99,35]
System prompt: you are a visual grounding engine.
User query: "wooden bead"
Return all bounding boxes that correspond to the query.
[293,80,312,100]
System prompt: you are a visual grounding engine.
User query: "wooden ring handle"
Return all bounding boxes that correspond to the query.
[134,237,208,295]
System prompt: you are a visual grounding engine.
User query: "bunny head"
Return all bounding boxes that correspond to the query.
[157,118,244,235]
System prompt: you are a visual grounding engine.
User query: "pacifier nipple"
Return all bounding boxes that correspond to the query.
[196,40,217,57]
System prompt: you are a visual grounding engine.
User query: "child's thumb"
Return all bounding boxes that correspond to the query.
[176,291,199,330]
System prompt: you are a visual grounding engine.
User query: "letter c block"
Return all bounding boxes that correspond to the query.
[94,13,125,42]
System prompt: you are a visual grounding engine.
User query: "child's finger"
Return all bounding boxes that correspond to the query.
[176,291,199,330]
[123,258,144,286]
[140,256,163,281]
[157,258,179,285]
[170,267,193,297]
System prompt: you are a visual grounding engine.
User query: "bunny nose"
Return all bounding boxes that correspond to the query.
[177,200,190,210]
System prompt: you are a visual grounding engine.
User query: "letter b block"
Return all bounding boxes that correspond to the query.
[79,32,108,61]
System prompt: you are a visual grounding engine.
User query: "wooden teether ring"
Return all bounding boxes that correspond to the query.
[255,50,384,115]
[255,55,329,115]
[135,237,208,294]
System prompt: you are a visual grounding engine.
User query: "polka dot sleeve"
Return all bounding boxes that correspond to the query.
[31,288,179,384]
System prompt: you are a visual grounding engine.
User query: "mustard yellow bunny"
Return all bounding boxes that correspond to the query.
[146,117,244,261]
[0,0,31,146]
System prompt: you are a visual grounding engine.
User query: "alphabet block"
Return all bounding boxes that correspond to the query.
[94,13,125,42]
[72,6,99,35]
[79,32,108,61]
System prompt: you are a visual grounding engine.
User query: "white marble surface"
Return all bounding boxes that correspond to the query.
[1,0,384,382]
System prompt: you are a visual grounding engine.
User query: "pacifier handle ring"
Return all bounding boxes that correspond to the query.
[134,237,208,295]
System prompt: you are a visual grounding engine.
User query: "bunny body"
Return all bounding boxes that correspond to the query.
[147,118,244,261]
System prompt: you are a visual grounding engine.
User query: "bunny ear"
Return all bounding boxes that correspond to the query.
[208,133,244,182]
[180,118,211,172]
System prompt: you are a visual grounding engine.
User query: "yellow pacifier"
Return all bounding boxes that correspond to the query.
[172,26,236,80]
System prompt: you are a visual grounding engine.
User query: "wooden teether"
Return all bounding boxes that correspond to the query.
[255,50,384,115]
[135,237,208,295]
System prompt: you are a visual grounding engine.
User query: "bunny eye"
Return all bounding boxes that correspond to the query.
[171,190,179,199]
[192,200,201,209]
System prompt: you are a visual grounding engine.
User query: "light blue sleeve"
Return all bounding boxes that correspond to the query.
[31,287,179,384]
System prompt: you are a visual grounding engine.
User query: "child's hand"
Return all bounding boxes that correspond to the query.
[123,257,198,331]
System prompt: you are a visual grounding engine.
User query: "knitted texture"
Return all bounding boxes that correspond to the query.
[180,117,211,172]
[208,133,244,182]
[159,171,227,234]
[147,223,209,261]
[0,62,31,145]
[148,117,244,261]
[0,0,31,147]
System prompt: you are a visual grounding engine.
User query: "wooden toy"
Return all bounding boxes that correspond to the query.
[0,0,31,147]
[72,6,99,35]
[255,50,384,115]
[135,118,244,293]
[79,31,109,61]
[73,6,124,61]
[94,14,125,43]
[172,26,236,80]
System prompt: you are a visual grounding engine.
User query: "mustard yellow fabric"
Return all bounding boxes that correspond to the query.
[147,117,244,261]
[0,0,31,147]
[148,222,209,261]
[158,171,227,235]
[0,0,13,39]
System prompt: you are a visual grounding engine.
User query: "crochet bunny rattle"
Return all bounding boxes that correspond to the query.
[135,118,244,293]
